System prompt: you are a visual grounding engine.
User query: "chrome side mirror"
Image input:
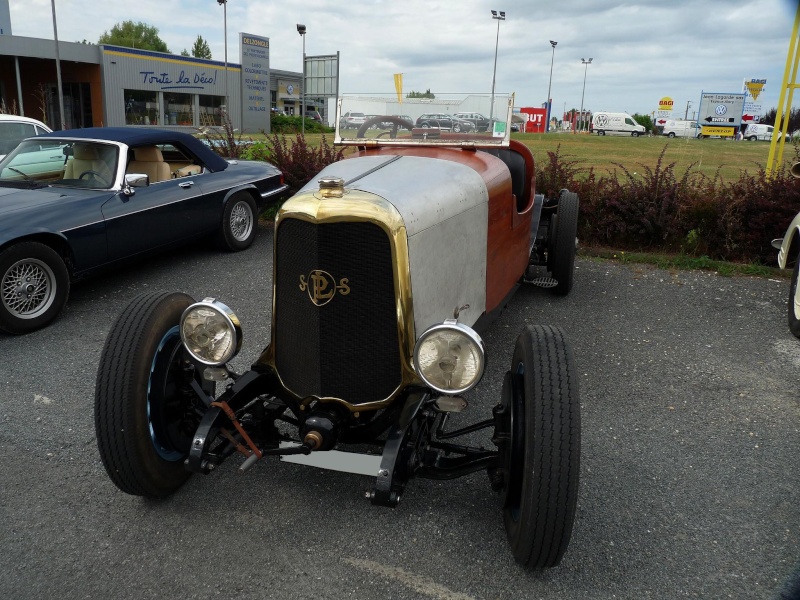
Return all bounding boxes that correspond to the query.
[122,173,149,196]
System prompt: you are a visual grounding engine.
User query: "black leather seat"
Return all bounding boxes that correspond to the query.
[482,148,527,211]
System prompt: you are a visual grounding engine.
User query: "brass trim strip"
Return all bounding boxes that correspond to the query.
[256,188,421,412]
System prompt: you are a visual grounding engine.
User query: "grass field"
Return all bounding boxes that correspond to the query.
[288,130,795,184]
[513,132,795,183]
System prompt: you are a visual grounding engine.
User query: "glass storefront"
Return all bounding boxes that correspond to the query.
[123,90,225,127]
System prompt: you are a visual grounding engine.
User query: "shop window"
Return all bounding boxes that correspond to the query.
[125,90,160,125]
[199,95,225,126]
[164,92,193,126]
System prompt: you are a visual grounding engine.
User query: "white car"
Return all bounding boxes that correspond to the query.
[0,114,53,160]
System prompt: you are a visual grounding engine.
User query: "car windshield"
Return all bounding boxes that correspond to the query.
[0,139,119,189]
[335,93,514,147]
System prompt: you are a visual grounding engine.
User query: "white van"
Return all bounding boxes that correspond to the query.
[662,120,700,138]
[743,123,775,141]
[591,112,646,137]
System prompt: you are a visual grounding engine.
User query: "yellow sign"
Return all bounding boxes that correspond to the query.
[745,79,766,101]
[701,126,735,137]
[658,96,674,111]
[394,73,403,104]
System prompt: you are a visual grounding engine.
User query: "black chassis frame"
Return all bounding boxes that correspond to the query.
[181,359,507,508]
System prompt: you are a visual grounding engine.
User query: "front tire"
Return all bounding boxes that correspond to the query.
[216,192,257,251]
[501,325,580,569]
[668,132,676,138]
[789,249,800,338]
[0,241,70,334]
[95,291,212,497]
[549,191,579,296]
[632,131,640,137]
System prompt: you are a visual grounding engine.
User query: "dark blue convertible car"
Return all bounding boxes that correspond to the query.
[0,127,287,334]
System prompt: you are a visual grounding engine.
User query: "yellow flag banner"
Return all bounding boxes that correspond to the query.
[745,79,766,101]
[394,73,403,104]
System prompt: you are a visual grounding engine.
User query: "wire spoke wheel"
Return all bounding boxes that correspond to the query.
[230,200,254,242]
[2,258,56,318]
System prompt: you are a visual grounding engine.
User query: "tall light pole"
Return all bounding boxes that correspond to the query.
[50,0,65,129]
[217,0,229,118]
[297,24,306,135]
[489,10,505,121]
[545,40,557,133]
[578,57,592,133]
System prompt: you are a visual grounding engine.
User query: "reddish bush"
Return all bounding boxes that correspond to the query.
[266,133,345,195]
[534,144,800,264]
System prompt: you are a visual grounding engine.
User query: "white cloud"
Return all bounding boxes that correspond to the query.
[7,0,795,116]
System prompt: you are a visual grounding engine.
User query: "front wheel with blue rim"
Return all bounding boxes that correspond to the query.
[500,325,581,569]
[94,291,213,497]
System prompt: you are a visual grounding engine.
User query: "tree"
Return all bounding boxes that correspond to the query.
[98,21,170,53]
[190,35,212,60]
[407,89,435,99]
[632,113,654,132]
[180,49,190,57]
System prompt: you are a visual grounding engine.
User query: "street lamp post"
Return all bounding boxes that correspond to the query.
[297,24,306,135]
[546,40,557,133]
[217,0,229,116]
[578,57,592,133]
[489,10,505,121]
[50,0,65,129]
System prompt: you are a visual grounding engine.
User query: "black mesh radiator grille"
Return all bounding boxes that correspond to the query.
[274,219,402,404]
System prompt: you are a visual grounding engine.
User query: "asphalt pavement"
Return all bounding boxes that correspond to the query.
[1,222,798,599]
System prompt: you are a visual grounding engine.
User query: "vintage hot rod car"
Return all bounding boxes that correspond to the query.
[94,95,581,569]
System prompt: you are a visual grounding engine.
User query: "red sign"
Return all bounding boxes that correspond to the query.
[657,119,667,125]
[520,107,548,133]
[742,114,755,122]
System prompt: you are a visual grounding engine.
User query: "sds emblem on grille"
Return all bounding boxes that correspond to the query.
[299,270,350,306]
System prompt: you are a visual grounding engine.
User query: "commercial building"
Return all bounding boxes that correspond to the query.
[0,8,338,133]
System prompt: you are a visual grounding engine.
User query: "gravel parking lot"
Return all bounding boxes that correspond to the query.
[1,222,798,599]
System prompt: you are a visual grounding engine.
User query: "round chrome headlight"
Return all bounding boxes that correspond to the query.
[413,321,486,395]
[180,298,242,366]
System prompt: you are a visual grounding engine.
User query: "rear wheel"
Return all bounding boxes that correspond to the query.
[789,249,800,338]
[0,241,70,334]
[549,191,579,296]
[500,325,580,569]
[216,192,257,251]
[95,291,213,497]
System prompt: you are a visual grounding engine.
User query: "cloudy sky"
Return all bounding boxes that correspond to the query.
[7,0,797,118]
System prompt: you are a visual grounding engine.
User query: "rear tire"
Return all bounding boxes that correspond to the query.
[789,250,800,338]
[501,325,580,569]
[95,291,212,497]
[0,241,70,334]
[549,191,579,296]
[216,192,257,251]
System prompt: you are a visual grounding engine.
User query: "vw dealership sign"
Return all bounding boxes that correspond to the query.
[697,92,745,138]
